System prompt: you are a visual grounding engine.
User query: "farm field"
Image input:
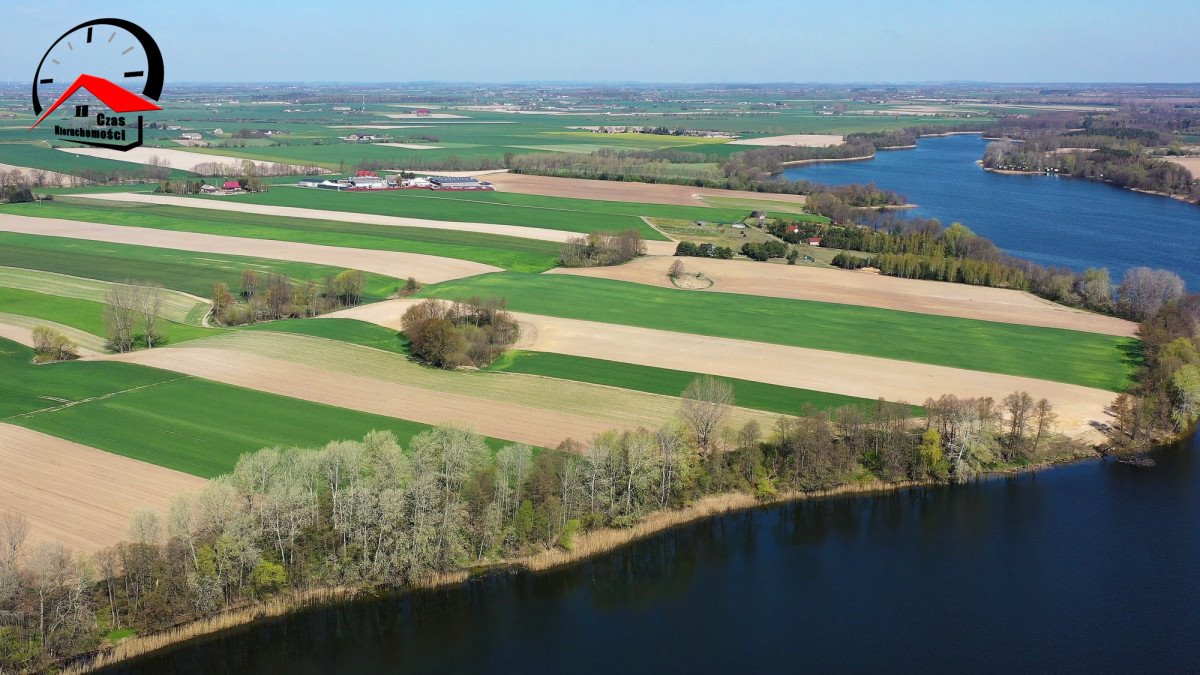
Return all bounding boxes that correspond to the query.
[338,299,1119,436]
[2,200,561,273]
[0,337,513,478]
[106,344,653,449]
[0,230,404,302]
[487,350,911,417]
[0,212,499,283]
[548,255,1138,336]
[480,172,809,208]
[416,273,1138,391]
[0,142,194,179]
[228,321,846,419]
[170,185,783,240]
[0,286,213,344]
[0,424,206,552]
[0,267,207,325]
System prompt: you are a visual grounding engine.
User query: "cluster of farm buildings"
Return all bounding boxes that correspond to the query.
[298,171,494,191]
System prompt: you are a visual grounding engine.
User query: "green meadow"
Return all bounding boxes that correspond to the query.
[241,318,408,355]
[488,350,916,416]
[0,286,213,344]
[6,200,561,273]
[420,273,1139,391]
[0,231,401,301]
[181,186,778,240]
[0,338,510,478]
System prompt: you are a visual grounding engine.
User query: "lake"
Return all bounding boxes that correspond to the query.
[105,433,1199,674]
[783,134,1200,289]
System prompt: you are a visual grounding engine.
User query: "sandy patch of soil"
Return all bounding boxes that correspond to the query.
[0,213,500,284]
[482,171,808,207]
[727,134,845,147]
[55,146,317,173]
[103,347,640,449]
[549,256,1137,337]
[68,192,598,247]
[0,424,206,553]
[337,299,1116,438]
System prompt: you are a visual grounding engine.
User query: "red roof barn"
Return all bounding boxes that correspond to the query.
[223,181,241,190]
[807,237,823,246]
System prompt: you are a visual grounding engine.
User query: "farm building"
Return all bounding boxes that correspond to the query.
[428,176,494,190]
[807,237,823,246]
[222,181,242,192]
[199,184,219,194]
[180,132,202,141]
[348,175,388,189]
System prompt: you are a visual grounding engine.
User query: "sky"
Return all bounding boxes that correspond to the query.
[1,0,1198,84]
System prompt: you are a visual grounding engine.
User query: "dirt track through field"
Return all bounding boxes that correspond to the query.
[0,213,499,283]
[482,172,808,207]
[337,300,1115,438]
[103,347,644,448]
[65,192,687,253]
[548,256,1138,337]
[0,424,206,552]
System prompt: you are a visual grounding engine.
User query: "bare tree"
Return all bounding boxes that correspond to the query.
[1118,267,1185,320]
[1031,398,1057,455]
[103,283,139,353]
[667,259,687,279]
[679,376,734,454]
[1003,390,1035,457]
[135,282,165,349]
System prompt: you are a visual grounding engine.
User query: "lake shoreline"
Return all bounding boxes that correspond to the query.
[70,447,1102,673]
[978,161,1199,204]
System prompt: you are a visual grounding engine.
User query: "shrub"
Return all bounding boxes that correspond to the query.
[31,326,79,363]
[402,297,518,369]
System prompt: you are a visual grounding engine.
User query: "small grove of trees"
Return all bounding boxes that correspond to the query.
[30,327,79,363]
[1106,293,1200,454]
[103,282,165,353]
[401,298,519,369]
[210,269,365,325]
[674,241,734,259]
[559,230,646,268]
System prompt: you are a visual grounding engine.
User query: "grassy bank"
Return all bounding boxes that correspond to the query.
[0,286,212,344]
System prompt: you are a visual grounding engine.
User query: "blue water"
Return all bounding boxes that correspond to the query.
[783,135,1200,288]
[108,435,1200,674]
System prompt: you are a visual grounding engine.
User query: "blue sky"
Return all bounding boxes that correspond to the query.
[2,0,1197,83]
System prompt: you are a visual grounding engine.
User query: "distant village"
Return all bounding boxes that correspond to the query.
[297,171,494,191]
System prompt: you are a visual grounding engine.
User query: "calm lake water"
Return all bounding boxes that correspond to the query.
[107,433,1199,674]
[783,134,1200,288]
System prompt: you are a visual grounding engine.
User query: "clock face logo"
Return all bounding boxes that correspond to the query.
[29,18,164,151]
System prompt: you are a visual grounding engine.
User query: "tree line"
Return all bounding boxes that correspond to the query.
[794,215,1185,320]
[0,377,1079,671]
[1106,293,1200,454]
[982,139,1199,203]
[210,269,365,326]
[559,230,646,268]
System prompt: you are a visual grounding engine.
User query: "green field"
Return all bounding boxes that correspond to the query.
[0,142,193,179]
[0,286,213,344]
[5,200,561,273]
[0,338,512,477]
[488,350,916,416]
[180,186,781,240]
[0,231,403,301]
[241,318,407,354]
[420,273,1138,391]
